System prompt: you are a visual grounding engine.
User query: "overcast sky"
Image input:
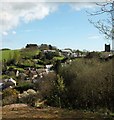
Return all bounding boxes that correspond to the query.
[1,1,112,51]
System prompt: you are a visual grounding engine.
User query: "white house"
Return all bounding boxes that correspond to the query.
[45,64,53,74]
[61,49,72,57]
[8,78,16,86]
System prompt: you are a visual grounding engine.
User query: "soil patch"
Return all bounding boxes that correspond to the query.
[2,104,114,120]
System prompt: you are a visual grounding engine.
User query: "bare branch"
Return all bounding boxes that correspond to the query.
[87,1,113,40]
[87,2,113,16]
[86,10,106,16]
[88,19,112,39]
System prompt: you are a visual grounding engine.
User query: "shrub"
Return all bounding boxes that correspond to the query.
[57,58,113,110]
[18,89,42,106]
[2,88,19,106]
[15,82,34,93]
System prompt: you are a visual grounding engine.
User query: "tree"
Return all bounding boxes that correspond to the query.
[88,2,114,111]
[87,1,114,50]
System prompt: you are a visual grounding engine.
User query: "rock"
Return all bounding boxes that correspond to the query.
[18,89,37,99]
[27,89,36,94]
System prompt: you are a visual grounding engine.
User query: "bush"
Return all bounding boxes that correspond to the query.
[34,72,67,108]
[34,72,57,96]
[15,82,34,93]
[57,58,114,110]
[18,89,42,106]
[2,88,19,106]
[33,72,65,107]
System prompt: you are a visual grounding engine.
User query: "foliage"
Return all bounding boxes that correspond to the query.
[2,88,19,106]
[45,51,60,60]
[18,89,41,106]
[15,82,34,93]
[26,44,38,49]
[3,88,19,98]
[20,48,40,59]
[39,44,57,51]
[86,52,101,58]
[1,44,114,112]
[0,75,10,79]
[36,73,67,108]
[21,59,35,67]
[2,50,20,62]
[1,48,11,51]
[53,56,65,61]
[57,58,114,111]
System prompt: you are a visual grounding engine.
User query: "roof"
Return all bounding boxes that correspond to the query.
[61,49,72,53]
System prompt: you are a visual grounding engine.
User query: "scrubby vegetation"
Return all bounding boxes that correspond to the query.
[1,44,114,116]
[58,59,114,111]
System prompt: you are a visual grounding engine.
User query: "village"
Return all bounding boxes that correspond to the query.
[1,44,85,90]
[1,43,113,90]
[1,43,114,120]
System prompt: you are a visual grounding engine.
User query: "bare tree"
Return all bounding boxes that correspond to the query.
[87,1,114,51]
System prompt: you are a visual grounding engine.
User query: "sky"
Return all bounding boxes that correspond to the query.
[0,1,112,51]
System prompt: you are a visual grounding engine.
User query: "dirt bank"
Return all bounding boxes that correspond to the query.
[2,104,114,120]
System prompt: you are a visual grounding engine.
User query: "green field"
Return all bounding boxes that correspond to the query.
[1,49,20,61]
[1,49,40,62]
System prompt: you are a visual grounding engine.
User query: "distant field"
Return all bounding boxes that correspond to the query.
[1,49,20,61]
[1,49,40,62]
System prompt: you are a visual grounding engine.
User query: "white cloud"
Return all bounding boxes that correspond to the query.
[70,3,97,11]
[0,1,109,34]
[2,31,8,36]
[0,2,58,33]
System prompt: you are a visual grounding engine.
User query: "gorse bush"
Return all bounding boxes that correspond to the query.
[56,58,114,111]
[2,88,19,106]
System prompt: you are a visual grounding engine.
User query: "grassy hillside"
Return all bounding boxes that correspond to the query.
[1,49,20,61]
[1,48,40,62]
[20,48,40,59]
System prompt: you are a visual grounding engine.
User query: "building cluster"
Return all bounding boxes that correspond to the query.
[1,43,113,90]
[1,64,54,90]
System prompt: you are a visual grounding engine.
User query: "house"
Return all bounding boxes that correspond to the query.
[43,50,56,53]
[32,74,38,80]
[7,78,16,86]
[45,64,53,73]
[2,78,17,89]
[70,53,78,58]
[61,49,72,57]
[36,69,46,78]
[36,69,46,74]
